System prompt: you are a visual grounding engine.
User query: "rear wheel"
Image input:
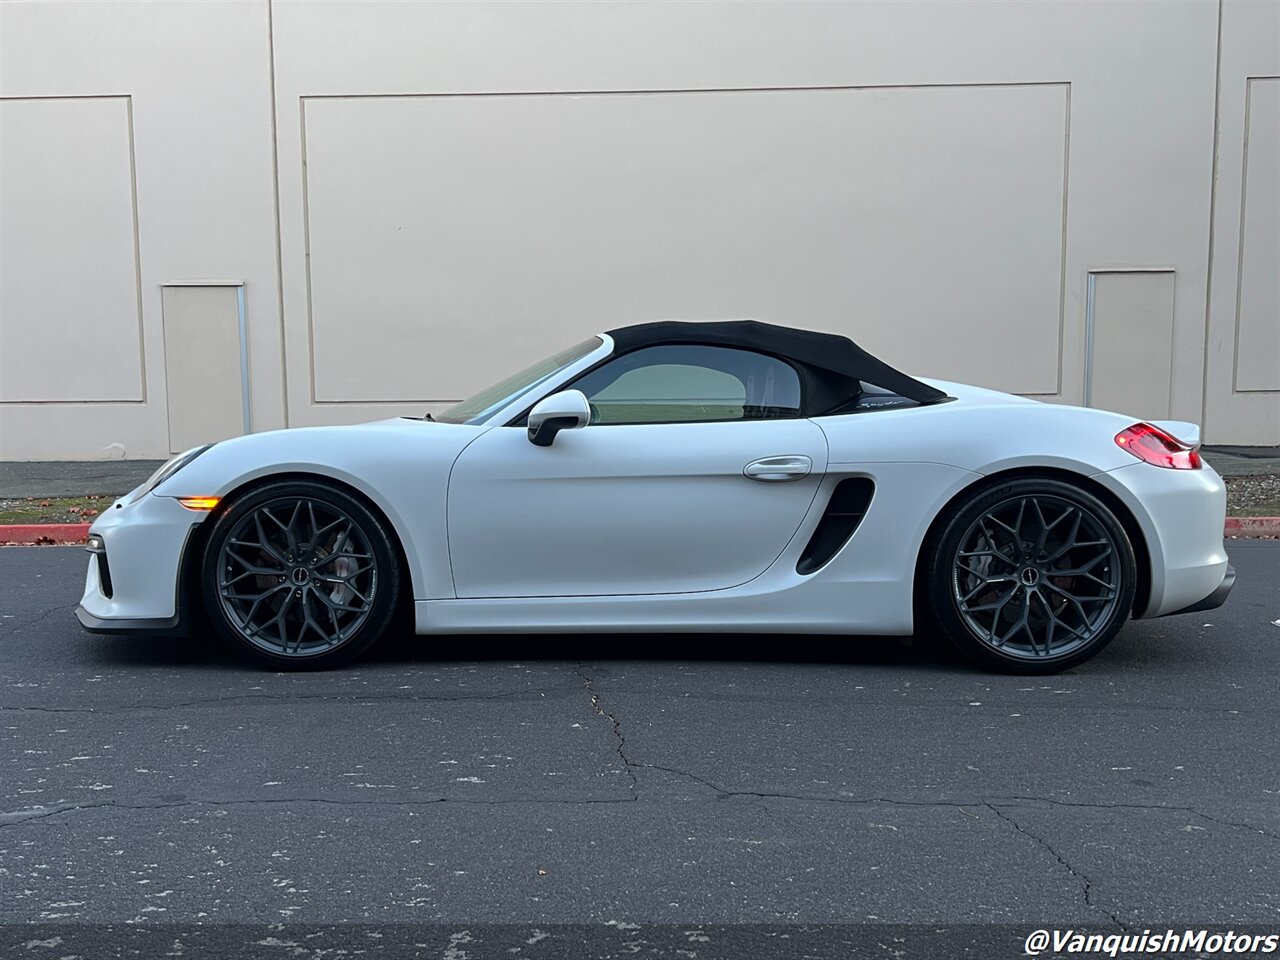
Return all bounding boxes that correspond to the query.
[924,478,1136,674]
[201,480,400,669]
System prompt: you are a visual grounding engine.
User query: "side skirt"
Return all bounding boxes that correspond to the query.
[413,588,914,636]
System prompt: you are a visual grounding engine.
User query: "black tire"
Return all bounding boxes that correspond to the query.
[922,477,1137,674]
[201,479,401,670]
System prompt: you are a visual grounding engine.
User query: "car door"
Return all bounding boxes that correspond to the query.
[447,344,829,598]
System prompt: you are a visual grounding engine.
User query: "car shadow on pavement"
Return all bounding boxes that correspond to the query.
[80,623,964,672]
[83,629,242,669]
[81,619,1188,675]
[363,622,1211,674]
[367,627,967,671]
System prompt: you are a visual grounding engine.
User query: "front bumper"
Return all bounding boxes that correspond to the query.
[76,492,204,634]
[75,604,185,635]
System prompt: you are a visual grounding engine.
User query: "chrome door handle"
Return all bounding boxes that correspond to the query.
[744,455,812,482]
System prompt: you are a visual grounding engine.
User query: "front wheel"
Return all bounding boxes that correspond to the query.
[201,480,401,669]
[923,478,1137,674]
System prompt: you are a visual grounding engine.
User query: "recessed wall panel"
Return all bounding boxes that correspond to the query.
[161,285,246,453]
[1234,77,1279,393]
[0,96,143,402]
[302,84,1068,403]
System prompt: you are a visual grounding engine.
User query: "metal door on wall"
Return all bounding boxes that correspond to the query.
[161,282,250,453]
[1085,269,1176,421]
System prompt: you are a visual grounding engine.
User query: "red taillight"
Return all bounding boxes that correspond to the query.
[1115,422,1202,469]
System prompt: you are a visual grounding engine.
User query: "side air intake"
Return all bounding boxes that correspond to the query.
[796,477,875,575]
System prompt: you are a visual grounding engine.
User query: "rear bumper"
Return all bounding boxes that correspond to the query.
[1161,564,1235,617]
[1094,462,1230,618]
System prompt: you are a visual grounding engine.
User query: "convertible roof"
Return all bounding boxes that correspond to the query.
[605,319,947,405]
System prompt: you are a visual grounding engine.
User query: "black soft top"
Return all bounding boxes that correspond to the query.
[606,319,947,412]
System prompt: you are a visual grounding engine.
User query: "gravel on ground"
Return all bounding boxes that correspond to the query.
[0,496,109,525]
[1222,474,1280,517]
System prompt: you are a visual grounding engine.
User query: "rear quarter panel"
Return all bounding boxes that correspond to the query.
[816,383,1224,620]
[818,384,1141,476]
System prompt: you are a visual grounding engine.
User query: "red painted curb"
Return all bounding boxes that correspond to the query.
[0,523,91,544]
[1225,517,1280,538]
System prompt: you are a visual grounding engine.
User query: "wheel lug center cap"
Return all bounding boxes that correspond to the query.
[291,567,309,585]
[1020,566,1041,586]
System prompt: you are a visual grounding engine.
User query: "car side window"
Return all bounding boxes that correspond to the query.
[571,345,802,424]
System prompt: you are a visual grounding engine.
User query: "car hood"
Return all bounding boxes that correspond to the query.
[153,416,488,500]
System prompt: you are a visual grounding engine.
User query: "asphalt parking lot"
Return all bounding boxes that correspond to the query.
[1,543,1277,958]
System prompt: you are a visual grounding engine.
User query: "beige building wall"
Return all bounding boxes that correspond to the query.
[1,0,283,460]
[1,0,1276,458]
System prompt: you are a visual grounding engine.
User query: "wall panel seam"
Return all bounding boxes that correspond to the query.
[1199,0,1224,427]
[267,0,290,427]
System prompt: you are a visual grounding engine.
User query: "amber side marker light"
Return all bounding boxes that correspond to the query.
[178,496,221,511]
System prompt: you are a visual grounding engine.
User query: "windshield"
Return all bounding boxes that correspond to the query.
[435,337,603,424]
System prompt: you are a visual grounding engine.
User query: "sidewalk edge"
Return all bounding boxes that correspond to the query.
[1225,517,1280,538]
[0,523,91,544]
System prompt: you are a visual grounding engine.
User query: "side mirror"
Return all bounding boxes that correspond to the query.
[527,389,591,447]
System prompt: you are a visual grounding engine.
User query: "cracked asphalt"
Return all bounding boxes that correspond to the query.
[0,544,1277,952]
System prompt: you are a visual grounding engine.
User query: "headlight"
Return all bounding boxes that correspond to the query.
[128,444,214,504]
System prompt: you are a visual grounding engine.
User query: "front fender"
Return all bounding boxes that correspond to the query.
[155,420,489,601]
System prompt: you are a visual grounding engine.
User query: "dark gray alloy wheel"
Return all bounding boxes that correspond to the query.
[201,480,400,669]
[924,477,1137,674]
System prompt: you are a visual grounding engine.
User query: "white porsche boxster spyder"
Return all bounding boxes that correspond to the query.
[77,320,1232,674]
